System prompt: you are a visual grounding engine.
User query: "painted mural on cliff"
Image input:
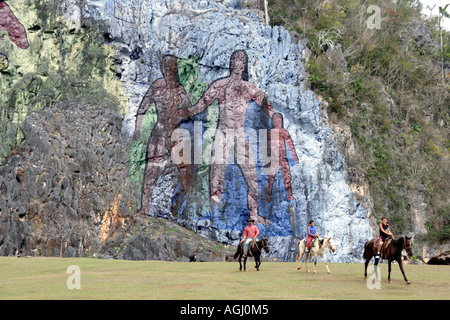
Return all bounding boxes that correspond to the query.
[111,0,372,262]
[132,50,302,241]
[0,0,29,70]
[133,55,193,217]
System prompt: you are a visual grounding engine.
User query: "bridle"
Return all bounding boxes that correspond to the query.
[254,239,269,253]
[403,239,412,251]
[326,238,336,252]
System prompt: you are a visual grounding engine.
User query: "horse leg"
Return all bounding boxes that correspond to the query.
[364,257,370,279]
[257,256,261,271]
[372,244,381,282]
[313,254,317,273]
[322,252,331,274]
[388,260,392,283]
[363,242,374,280]
[374,258,381,282]
[297,248,304,270]
[397,259,410,284]
[255,255,260,271]
[238,254,243,271]
[305,253,310,273]
[244,256,247,272]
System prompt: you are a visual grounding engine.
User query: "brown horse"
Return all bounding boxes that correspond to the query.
[234,238,269,272]
[363,236,413,284]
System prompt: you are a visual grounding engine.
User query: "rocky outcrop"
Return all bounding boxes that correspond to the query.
[121,217,235,262]
[422,241,450,264]
[427,251,450,265]
[0,102,135,257]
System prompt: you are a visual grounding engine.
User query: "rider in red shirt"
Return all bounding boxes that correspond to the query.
[240,218,260,258]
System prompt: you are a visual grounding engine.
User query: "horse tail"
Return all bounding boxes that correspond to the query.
[363,240,371,260]
[296,240,302,261]
[233,245,240,259]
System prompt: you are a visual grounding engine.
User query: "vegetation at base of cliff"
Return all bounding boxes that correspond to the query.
[268,0,449,242]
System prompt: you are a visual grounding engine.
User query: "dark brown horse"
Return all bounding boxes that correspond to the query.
[234,238,269,272]
[363,236,413,284]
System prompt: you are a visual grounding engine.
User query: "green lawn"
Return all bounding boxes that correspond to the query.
[0,257,448,299]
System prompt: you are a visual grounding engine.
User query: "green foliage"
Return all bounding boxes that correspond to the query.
[127,106,157,184]
[423,223,450,243]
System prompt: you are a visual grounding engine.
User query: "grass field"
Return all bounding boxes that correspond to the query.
[0,257,448,300]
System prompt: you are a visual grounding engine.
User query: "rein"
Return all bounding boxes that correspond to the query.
[254,240,268,253]
[240,239,268,257]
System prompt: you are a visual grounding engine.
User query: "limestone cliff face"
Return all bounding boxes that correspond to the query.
[0,103,133,257]
[0,0,373,262]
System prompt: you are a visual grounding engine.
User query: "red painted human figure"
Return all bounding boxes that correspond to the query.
[189,50,274,225]
[264,113,299,202]
[133,55,192,216]
[0,1,29,49]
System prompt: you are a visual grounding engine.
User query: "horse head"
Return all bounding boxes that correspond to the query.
[403,236,413,257]
[326,237,336,253]
[261,238,269,253]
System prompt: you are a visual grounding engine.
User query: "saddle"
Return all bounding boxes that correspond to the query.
[303,237,322,249]
[381,237,392,259]
[242,239,256,257]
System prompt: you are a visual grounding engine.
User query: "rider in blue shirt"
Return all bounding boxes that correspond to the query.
[306,220,318,253]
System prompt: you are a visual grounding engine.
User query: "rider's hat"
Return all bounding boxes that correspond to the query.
[247,218,255,222]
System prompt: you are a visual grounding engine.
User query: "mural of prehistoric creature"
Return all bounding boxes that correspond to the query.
[188,50,274,225]
[133,55,193,216]
[264,113,299,203]
[0,1,29,50]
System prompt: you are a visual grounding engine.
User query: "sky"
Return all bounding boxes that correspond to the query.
[419,0,450,30]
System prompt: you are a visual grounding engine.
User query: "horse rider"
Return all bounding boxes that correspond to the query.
[306,220,319,253]
[240,218,260,258]
[376,217,393,260]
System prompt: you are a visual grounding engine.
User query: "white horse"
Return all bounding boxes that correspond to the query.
[296,237,336,274]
